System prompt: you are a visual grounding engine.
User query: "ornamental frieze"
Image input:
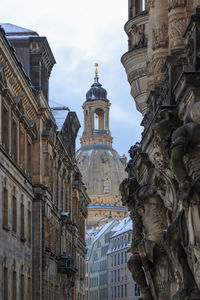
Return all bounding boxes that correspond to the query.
[128,66,148,83]
[152,24,169,50]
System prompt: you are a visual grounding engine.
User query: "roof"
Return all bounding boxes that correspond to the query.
[111,215,132,237]
[0,23,38,37]
[51,108,69,131]
[86,220,118,260]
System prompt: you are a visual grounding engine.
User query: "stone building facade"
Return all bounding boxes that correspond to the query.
[85,220,118,300]
[0,24,90,300]
[77,68,128,228]
[120,1,200,300]
[107,216,141,300]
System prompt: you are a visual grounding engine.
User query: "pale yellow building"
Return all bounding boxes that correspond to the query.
[77,67,128,228]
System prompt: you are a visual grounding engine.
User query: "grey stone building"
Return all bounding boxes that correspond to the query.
[120,0,200,299]
[0,23,89,300]
[107,217,140,300]
[85,220,119,300]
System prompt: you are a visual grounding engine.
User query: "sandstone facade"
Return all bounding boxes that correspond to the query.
[0,24,89,300]
[77,71,128,228]
[121,1,200,299]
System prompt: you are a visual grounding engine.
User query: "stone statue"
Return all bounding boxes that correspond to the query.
[120,147,173,300]
[153,109,200,298]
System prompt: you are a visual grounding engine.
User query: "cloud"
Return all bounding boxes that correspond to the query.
[1,0,143,155]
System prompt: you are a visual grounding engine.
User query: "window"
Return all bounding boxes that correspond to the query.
[111,287,113,299]
[104,179,111,194]
[3,187,8,227]
[125,251,127,263]
[111,271,113,283]
[20,272,24,300]
[28,210,31,244]
[2,103,9,152]
[135,284,141,296]
[12,195,17,232]
[11,118,17,162]
[121,268,124,281]
[19,129,25,170]
[111,256,113,267]
[118,253,120,265]
[12,270,17,300]
[20,201,25,239]
[28,277,31,300]
[3,266,8,300]
[125,284,127,297]
[118,286,120,298]
[27,140,32,177]
[114,255,116,266]
[121,285,123,297]
[44,216,50,249]
[114,270,117,282]
[125,267,127,280]
[50,223,54,251]
[114,287,116,299]
[118,269,120,282]
[135,0,146,15]
[121,252,123,264]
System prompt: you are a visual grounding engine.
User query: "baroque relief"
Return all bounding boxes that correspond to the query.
[128,24,146,50]
[152,24,169,50]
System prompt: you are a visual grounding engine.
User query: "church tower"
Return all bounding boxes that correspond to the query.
[77,65,128,228]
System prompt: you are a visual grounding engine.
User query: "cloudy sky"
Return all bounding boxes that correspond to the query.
[1,0,143,157]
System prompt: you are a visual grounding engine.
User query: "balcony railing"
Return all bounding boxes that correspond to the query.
[57,252,77,276]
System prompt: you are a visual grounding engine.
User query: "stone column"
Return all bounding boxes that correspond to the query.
[148,0,169,88]
[168,0,187,54]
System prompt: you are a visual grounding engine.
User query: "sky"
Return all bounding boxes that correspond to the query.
[1,0,143,157]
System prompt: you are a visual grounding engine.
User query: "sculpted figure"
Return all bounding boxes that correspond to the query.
[120,146,173,300]
[153,109,200,299]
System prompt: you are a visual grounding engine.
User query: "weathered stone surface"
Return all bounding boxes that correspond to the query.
[122,2,200,300]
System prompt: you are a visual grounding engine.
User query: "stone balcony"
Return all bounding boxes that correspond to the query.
[121,10,149,115]
[57,252,77,277]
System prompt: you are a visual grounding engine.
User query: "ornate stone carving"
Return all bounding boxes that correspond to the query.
[169,18,187,39]
[168,0,187,11]
[152,24,169,50]
[128,24,146,50]
[120,147,173,300]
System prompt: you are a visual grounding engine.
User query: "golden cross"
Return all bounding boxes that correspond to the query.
[95,63,99,75]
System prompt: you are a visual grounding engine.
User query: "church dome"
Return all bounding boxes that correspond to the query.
[76,144,126,197]
[86,76,108,102]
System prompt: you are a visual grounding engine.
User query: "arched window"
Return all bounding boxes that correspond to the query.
[94,108,105,130]
[104,179,111,194]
